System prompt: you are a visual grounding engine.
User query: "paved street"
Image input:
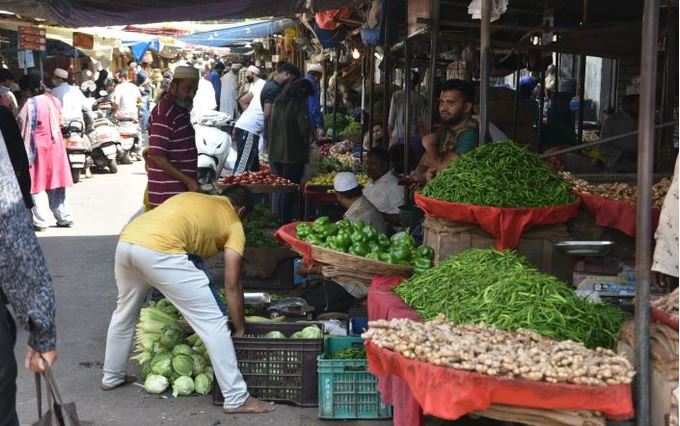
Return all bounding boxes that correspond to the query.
[13,162,390,426]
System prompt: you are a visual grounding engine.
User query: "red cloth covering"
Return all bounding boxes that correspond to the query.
[275,223,313,266]
[651,306,679,331]
[414,193,580,250]
[314,8,352,30]
[579,193,660,237]
[368,276,423,426]
[366,342,634,421]
[367,276,634,424]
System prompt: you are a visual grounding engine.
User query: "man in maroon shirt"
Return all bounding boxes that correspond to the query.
[146,66,200,207]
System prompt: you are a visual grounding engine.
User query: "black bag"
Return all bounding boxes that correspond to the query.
[32,364,93,426]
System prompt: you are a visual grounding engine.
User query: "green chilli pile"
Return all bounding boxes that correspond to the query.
[422,142,576,207]
[394,249,626,349]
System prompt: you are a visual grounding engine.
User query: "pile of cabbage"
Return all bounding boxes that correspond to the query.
[133,299,214,397]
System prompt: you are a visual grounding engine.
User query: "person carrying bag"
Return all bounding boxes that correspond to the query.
[33,361,92,426]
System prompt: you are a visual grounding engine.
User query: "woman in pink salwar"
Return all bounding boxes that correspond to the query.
[17,76,74,231]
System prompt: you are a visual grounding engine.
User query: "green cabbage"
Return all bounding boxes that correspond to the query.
[172,344,192,356]
[131,350,153,366]
[160,325,183,348]
[204,366,214,378]
[194,373,212,395]
[185,333,201,346]
[291,326,322,339]
[192,354,208,375]
[151,352,172,377]
[172,354,193,377]
[144,374,169,394]
[172,376,195,397]
[141,362,152,380]
[264,331,286,339]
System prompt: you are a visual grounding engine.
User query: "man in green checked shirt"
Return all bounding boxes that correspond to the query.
[414,79,478,183]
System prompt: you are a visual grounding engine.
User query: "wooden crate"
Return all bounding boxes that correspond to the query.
[423,216,573,283]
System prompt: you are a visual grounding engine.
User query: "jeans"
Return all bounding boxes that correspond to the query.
[271,162,305,224]
[102,242,249,409]
[32,187,73,228]
[0,301,19,426]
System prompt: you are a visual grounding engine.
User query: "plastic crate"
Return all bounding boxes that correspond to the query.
[318,336,392,420]
[213,322,323,407]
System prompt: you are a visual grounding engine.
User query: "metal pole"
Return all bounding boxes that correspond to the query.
[634,0,659,424]
[332,48,340,144]
[479,0,491,145]
[404,40,411,175]
[383,3,392,139]
[512,69,520,141]
[577,0,588,144]
[535,70,545,151]
[426,0,440,133]
[322,59,328,112]
[368,47,376,149]
[540,121,676,158]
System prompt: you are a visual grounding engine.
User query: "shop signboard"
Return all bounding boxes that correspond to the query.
[18,26,46,51]
[73,32,94,50]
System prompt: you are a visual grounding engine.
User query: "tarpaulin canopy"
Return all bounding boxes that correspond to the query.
[180,19,295,48]
[0,0,347,27]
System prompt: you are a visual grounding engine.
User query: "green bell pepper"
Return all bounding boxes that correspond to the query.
[390,245,411,262]
[377,234,391,249]
[391,231,415,248]
[349,242,369,257]
[335,230,352,250]
[312,216,331,233]
[296,223,311,239]
[362,225,379,242]
[350,229,368,244]
[378,252,392,263]
[415,245,434,260]
[336,219,352,230]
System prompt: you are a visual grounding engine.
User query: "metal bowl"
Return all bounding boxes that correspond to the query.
[554,241,614,256]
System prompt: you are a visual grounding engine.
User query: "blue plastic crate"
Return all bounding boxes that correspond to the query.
[318,336,392,420]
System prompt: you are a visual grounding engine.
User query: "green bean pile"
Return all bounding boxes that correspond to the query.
[394,249,626,349]
[422,142,576,207]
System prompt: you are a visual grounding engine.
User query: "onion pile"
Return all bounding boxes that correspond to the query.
[220,170,295,186]
[560,172,672,209]
[363,316,635,386]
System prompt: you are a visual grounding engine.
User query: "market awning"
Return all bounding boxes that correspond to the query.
[180,19,295,48]
[0,0,348,27]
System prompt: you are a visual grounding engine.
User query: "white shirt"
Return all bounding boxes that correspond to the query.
[344,195,388,234]
[388,89,426,141]
[235,78,265,135]
[363,170,405,215]
[193,78,217,115]
[220,71,239,120]
[112,81,141,116]
[51,82,89,123]
[652,156,679,277]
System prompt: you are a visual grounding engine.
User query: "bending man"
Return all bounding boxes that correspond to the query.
[102,186,274,414]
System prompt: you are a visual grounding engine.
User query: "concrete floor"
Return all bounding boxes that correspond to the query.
[13,162,391,426]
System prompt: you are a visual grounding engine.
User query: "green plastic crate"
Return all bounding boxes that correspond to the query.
[317,336,392,420]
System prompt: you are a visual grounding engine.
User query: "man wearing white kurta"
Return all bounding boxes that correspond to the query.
[220,64,241,121]
[652,156,679,278]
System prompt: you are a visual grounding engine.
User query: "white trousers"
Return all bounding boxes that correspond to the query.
[32,188,72,227]
[102,242,249,409]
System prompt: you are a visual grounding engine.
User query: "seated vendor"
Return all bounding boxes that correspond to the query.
[334,171,387,234]
[363,147,404,226]
[414,79,478,182]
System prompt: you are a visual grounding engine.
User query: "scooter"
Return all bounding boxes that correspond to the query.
[193,110,236,191]
[89,111,120,174]
[114,111,142,164]
[62,120,91,183]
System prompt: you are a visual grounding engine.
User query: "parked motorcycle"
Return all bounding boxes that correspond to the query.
[114,111,142,164]
[62,120,91,183]
[89,111,120,174]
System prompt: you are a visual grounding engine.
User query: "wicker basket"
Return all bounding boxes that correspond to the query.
[310,245,412,277]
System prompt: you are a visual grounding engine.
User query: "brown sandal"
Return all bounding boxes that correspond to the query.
[223,397,275,414]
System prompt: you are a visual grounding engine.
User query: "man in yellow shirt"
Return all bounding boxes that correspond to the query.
[101,186,274,414]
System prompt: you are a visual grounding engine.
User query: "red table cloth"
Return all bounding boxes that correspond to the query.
[414,193,580,250]
[367,276,635,425]
[579,193,660,237]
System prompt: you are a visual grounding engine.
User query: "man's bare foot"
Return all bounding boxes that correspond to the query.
[223,396,275,414]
